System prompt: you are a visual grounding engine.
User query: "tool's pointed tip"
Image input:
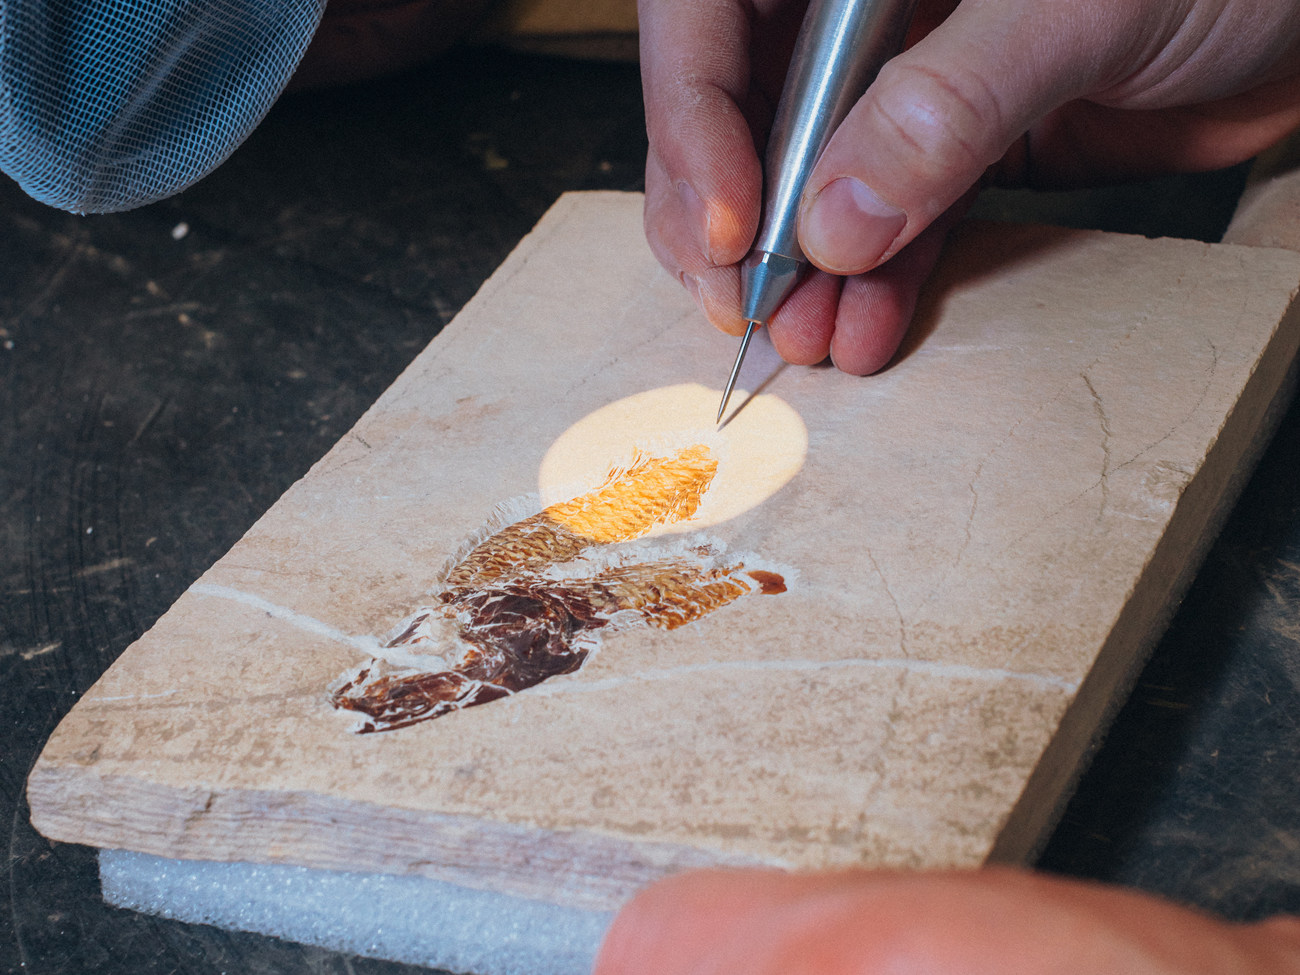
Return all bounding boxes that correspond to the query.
[716,320,758,428]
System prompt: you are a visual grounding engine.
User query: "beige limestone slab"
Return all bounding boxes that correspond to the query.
[483,0,639,60]
[28,191,1300,911]
[488,0,638,37]
[1225,129,1300,251]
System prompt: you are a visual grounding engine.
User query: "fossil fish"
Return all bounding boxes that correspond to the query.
[331,444,785,732]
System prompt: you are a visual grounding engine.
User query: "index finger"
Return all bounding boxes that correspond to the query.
[638,0,769,275]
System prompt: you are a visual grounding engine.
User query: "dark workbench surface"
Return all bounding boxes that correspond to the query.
[3,45,1298,974]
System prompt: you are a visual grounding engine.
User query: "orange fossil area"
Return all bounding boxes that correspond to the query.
[331,444,783,732]
[547,444,718,542]
[445,445,718,588]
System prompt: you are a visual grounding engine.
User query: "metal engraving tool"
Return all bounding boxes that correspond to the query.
[717,0,920,423]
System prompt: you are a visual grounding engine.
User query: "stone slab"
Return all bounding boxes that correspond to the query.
[28,191,1300,911]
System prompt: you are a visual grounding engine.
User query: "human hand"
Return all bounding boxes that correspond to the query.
[593,866,1300,975]
[639,0,1300,375]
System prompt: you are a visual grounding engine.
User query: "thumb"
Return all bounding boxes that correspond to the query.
[797,0,1125,274]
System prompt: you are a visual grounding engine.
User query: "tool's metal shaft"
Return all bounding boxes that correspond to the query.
[717,321,757,423]
[717,0,918,422]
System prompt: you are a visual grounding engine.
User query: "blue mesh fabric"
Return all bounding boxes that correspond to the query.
[0,0,327,213]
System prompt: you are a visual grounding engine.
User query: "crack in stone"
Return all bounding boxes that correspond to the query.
[1018,336,1221,543]
[858,545,911,819]
[1112,338,1220,477]
[864,545,907,660]
[1081,371,1114,519]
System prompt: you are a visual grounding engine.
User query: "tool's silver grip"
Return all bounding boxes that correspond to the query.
[740,0,918,325]
[755,0,919,262]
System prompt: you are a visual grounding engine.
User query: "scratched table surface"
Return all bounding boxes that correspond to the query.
[2,44,1298,975]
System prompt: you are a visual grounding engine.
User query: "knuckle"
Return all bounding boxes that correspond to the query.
[870,60,1008,186]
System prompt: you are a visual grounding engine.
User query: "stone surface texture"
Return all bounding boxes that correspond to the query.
[27,191,1300,911]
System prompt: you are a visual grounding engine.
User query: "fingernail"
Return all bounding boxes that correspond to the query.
[676,181,714,265]
[802,177,905,272]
